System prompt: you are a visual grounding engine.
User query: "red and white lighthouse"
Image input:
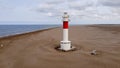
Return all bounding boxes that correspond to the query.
[59,12,74,51]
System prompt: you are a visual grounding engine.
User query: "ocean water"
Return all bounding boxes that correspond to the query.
[0,25,59,37]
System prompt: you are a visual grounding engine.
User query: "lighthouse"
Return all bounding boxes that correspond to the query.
[59,12,75,51]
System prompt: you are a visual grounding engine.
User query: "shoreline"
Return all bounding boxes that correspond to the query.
[1,24,118,39]
[0,27,58,40]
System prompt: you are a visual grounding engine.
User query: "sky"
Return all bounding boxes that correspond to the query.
[0,0,120,24]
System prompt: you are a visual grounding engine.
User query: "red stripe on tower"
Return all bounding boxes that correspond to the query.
[63,21,68,29]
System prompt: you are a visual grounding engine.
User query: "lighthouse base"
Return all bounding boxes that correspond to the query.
[57,41,76,52]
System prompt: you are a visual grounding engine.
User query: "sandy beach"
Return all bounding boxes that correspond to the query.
[0,25,120,68]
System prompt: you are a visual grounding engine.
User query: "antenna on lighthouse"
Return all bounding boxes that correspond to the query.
[56,12,76,52]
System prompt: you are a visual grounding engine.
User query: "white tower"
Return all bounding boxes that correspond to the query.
[59,12,73,51]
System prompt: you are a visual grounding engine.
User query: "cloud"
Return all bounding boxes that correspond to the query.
[0,0,120,24]
[100,0,120,7]
[68,0,93,10]
[47,0,64,4]
[35,0,120,20]
[36,3,55,13]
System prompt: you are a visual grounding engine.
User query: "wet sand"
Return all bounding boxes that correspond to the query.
[0,25,120,68]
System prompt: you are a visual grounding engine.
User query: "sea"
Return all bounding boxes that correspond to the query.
[0,25,59,37]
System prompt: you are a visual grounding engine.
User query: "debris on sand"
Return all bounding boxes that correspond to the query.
[91,50,97,55]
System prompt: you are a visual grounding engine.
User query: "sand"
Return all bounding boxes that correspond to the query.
[0,25,120,68]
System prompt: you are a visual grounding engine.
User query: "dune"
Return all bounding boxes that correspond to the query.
[0,25,120,68]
